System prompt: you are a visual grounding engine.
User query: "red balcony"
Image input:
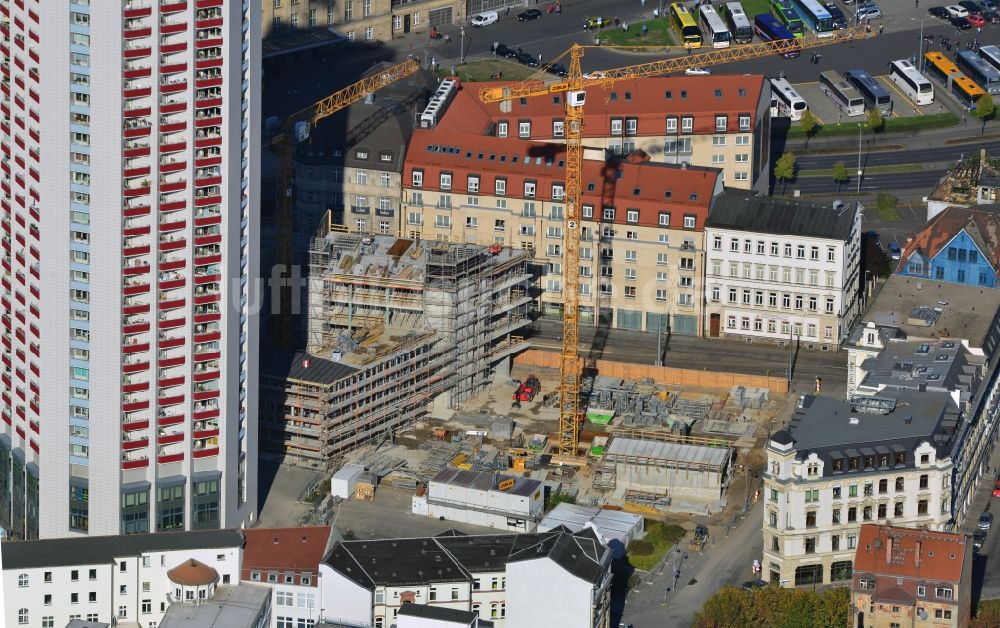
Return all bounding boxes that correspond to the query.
[123,244,152,258]
[158,452,185,464]
[124,145,151,159]
[194,273,220,286]
[193,407,219,421]
[124,106,152,119]
[161,101,187,115]
[158,394,184,407]
[195,116,222,129]
[124,86,152,99]
[193,312,220,324]
[193,330,220,343]
[159,335,185,349]
[194,234,221,246]
[123,204,151,218]
[193,292,219,306]
[162,0,189,13]
[159,219,186,233]
[124,45,152,60]
[159,259,186,272]
[159,431,184,445]
[123,185,150,199]
[193,389,219,401]
[124,27,152,39]
[122,458,150,470]
[158,317,185,331]
[161,42,187,55]
[123,341,150,354]
[194,194,221,207]
[194,350,220,362]
[195,77,222,90]
[122,399,149,412]
[195,37,223,49]
[160,120,186,134]
[195,155,221,168]
[158,375,185,388]
[160,79,187,94]
[193,369,219,383]
[122,419,150,431]
[124,125,152,139]
[193,428,219,439]
[193,447,219,459]
[123,283,150,297]
[194,253,221,265]
[122,380,150,394]
[123,303,151,316]
[159,179,186,193]
[194,96,223,109]
[160,238,186,252]
[160,199,186,213]
[122,437,149,451]
[157,414,184,427]
[124,6,152,19]
[123,65,152,80]
[123,225,151,237]
[159,296,186,310]
[123,264,151,277]
[123,321,151,334]
[124,164,151,178]
[159,140,187,154]
[160,277,185,292]
[195,57,223,71]
[160,61,188,75]
[161,21,188,35]
[195,17,224,29]
[123,359,150,374]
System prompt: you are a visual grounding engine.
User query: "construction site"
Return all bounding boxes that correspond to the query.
[257,233,535,466]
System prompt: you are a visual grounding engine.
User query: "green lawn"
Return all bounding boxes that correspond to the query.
[628,520,686,571]
[439,59,540,82]
[786,112,959,139]
[598,18,675,47]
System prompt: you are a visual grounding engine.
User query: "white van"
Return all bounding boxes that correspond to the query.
[471,10,499,26]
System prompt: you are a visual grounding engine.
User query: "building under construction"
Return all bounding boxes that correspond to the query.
[259,234,535,466]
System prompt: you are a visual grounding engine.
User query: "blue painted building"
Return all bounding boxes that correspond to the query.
[897,207,1000,288]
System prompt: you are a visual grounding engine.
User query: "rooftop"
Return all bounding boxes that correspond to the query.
[603,436,730,470]
[854,524,968,583]
[430,467,541,498]
[159,584,272,628]
[261,349,358,385]
[538,503,643,545]
[856,338,982,397]
[397,603,494,626]
[897,206,1000,273]
[0,529,243,570]
[772,389,958,464]
[241,526,331,585]
[705,193,860,241]
[167,558,218,587]
[861,274,1000,355]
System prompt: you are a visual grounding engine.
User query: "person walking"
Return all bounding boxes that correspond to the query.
[879,23,883,35]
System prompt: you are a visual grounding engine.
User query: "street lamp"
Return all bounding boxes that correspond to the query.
[460,27,466,64]
[912,16,931,68]
[856,122,863,195]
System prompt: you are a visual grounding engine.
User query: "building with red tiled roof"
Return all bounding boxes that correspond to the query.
[242,526,332,628]
[896,206,1000,288]
[401,127,722,335]
[431,75,770,192]
[852,524,972,628]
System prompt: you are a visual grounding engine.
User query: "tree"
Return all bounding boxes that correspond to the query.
[773,152,796,194]
[975,93,995,135]
[866,108,884,138]
[799,110,819,148]
[694,585,851,628]
[831,161,849,194]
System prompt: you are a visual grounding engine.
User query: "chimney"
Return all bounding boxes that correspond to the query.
[886,535,893,565]
[915,541,922,568]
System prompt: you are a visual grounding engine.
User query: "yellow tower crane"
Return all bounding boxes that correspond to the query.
[480,30,873,456]
[271,58,421,348]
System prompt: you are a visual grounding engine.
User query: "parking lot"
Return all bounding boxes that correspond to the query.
[792,72,935,124]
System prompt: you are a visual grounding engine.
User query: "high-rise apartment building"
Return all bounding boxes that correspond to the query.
[0,0,260,539]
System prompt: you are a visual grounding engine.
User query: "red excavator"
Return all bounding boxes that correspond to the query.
[512,374,541,408]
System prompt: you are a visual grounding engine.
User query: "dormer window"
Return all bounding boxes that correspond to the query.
[356,149,369,160]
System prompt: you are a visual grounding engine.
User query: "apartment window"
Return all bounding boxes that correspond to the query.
[439,173,452,190]
[495,179,506,195]
[804,537,816,554]
[18,609,28,625]
[917,585,926,597]
[683,215,696,229]
[524,181,536,198]
[832,508,841,524]
[655,289,667,301]
[519,121,531,138]
[715,115,728,131]
[805,511,816,527]
[411,170,423,187]
[681,116,693,133]
[739,115,751,131]
[918,500,928,515]
[666,116,678,133]
[553,120,565,137]
[625,118,638,135]
[936,587,953,599]
[848,507,857,522]
[658,212,671,227]
[610,118,623,135]
[496,121,508,137]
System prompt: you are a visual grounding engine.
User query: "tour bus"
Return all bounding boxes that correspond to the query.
[722,2,754,44]
[670,2,704,49]
[769,0,805,37]
[952,75,987,108]
[819,70,865,116]
[844,68,893,115]
[791,0,834,36]
[956,50,1000,95]
[924,51,961,87]
[753,13,800,57]
[699,5,732,48]
[978,45,1000,73]
[770,77,808,120]
[888,59,934,105]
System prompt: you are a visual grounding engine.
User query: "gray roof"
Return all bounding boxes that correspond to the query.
[397,603,493,625]
[603,437,730,470]
[773,390,959,476]
[324,529,610,590]
[66,621,109,628]
[159,584,271,628]
[856,338,983,398]
[431,467,541,498]
[706,192,860,241]
[860,274,1000,358]
[2,529,244,570]
[538,503,644,544]
[260,349,358,384]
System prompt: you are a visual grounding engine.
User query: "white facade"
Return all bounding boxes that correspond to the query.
[265,581,319,628]
[3,537,242,627]
[703,208,861,346]
[413,470,544,532]
[505,556,611,628]
[0,0,260,539]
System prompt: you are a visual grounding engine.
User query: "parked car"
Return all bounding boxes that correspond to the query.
[515,51,540,67]
[974,529,987,552]
[959,0,985,11]
[946,4,970,17]
[980,511,994,530]
[968,12,987,25]
[685,67,712,75]
[471,10,499,27]
[981,8,1000,22]
[856,3,883,19]
[517,8,542,21]
[929,6,952,17]
[545,62,568,77]
[741,579,769,591]
[993,480,1000,497]
[825,3,848,27]
[493,43,518,58]
[951,14,974,27]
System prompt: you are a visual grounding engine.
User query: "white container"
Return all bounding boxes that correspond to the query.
[330,463,365,499]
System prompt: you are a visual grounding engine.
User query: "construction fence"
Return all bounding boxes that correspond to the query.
[512,350,789,394]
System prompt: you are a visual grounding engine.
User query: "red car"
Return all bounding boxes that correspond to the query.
[993,480,1000,497]
[968,12,987,25]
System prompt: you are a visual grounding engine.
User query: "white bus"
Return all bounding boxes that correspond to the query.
[722,2,753,43]
[819,70,864,117]
[888,59,934,106]
[769,77,808,120]
[979,45,1000,73]
[699,5,732,48]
